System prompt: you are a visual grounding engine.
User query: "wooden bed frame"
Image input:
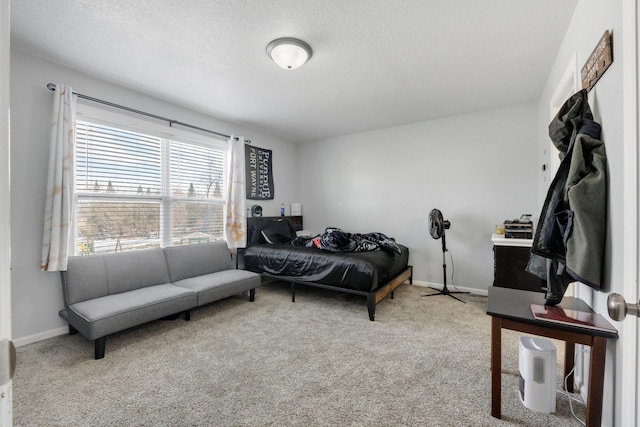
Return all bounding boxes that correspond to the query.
[245,215,413,320]
[260,265,413,321]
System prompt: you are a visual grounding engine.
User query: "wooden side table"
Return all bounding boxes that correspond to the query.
[487,286,618,427]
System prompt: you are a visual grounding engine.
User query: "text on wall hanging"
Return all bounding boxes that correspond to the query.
[245,145,274,200]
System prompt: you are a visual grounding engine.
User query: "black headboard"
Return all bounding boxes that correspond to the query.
[246,215,303,247]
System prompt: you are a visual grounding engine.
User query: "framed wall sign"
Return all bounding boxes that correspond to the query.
[245,145,274,200]
[581,30,613,92]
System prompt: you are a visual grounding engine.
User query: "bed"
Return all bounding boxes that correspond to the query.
[242,217,412,320]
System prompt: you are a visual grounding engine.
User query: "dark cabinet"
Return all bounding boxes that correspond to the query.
[492,235,545,293]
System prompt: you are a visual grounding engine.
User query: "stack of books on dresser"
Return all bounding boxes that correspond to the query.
[504,219,533,239]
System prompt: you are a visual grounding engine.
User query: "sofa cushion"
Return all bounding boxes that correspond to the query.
[64,249,172,305]
[67,283,197,340]
[64,255,109,305]
[164,241,233,282]
[103,248,171,294]
[173,269,261,306]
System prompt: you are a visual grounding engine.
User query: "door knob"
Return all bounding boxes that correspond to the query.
[607,293,640,321]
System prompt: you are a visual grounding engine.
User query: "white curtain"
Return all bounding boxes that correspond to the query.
[40,84,76,271]
[224,135,247,250]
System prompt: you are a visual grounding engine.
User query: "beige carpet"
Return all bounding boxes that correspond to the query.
[13,281,586,426]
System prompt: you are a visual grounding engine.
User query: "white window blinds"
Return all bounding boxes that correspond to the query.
[74,120,226,255]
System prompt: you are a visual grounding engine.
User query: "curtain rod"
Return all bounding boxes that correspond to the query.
[46,83,251,143]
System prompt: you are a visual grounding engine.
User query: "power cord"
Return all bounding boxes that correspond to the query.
[447,248,466,293]
[556,365,586,425]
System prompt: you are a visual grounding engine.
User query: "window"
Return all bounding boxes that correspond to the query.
[73,114,226,255]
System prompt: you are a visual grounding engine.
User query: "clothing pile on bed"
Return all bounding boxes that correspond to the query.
[293,227,401,255]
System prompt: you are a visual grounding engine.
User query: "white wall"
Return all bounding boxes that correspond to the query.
[9,49,300,343]
[537,1,623,425]
[298,103,539,291]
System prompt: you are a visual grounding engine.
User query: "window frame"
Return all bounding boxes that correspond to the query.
[73,104,228,255]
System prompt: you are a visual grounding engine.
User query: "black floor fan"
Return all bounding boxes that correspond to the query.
[422,209,469,303]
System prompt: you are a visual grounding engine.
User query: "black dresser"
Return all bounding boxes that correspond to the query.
[492,233,545,293]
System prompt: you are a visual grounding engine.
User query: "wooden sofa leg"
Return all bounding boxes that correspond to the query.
[69,325,78,335]
[184,310,191,321]
[249,289,255,302]
[95,337,106,360]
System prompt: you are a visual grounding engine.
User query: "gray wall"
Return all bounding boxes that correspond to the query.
[10,47,541,340]
[297,103,539,291]
[10,49,300,343]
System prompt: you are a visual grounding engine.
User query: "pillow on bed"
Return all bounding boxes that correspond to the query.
[261,219,296,244]
[248,218,285,246]
[248,219,270,246]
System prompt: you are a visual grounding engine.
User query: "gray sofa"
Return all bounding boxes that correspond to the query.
[59,241,261,359]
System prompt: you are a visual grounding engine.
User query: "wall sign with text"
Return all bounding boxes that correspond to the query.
[245,145,274,200]
[581,30,613,92]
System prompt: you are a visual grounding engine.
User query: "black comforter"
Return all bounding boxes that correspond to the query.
[243,242,409,292]
[293,227,402,254]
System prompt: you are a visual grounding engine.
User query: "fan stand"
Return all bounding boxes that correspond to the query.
[422,230,469,303]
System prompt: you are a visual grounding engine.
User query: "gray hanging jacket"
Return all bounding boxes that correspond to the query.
[526,89,607,304]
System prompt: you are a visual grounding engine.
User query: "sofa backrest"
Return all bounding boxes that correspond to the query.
[63,248,171,306]
[63,255,108,306]
[163,241,233,283]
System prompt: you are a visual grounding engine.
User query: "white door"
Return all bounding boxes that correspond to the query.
[0,0,12,425]
[619,2,640,425]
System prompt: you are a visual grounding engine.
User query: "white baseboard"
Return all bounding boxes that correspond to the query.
[13,326,68,348]
[410,280,488,297]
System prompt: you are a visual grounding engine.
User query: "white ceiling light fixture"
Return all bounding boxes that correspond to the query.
[266,37,313,70]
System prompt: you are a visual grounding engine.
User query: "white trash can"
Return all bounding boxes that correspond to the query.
[518,336,556,413]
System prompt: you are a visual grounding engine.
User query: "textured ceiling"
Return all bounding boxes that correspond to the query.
[11,1,578,143]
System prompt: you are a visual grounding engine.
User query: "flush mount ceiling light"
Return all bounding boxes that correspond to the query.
[266,37,313,70]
